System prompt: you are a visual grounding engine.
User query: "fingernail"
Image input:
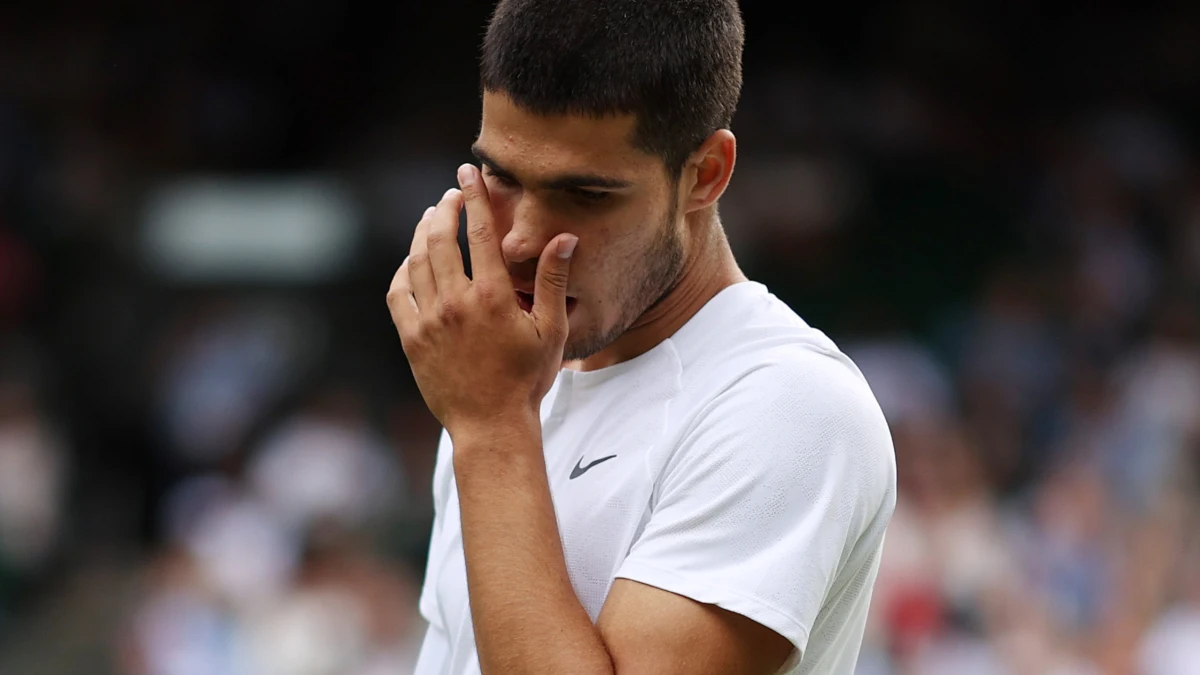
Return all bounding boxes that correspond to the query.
[457,164,475,187]
[558,235,578,259]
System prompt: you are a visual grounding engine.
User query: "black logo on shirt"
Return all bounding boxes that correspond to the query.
[569,454,617,479]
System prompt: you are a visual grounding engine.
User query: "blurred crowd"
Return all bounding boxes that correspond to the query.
[1,1,1199,674]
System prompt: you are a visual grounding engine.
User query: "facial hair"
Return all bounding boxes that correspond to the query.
[562,202,685,362]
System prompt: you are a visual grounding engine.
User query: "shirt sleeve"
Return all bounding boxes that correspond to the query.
[411,622,452,675]
[614,348,896,656]
[417,429,454,627]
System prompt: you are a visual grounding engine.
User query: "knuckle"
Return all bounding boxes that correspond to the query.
[469,219,495,241]
[436,297,462,322]
[399,331,423,356]
[412,320,434,343]
[409,251,430,267]
[426,229,449,247]
[473,280,504,304]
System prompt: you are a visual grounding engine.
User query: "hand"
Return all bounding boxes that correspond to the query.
[386,164,579,437]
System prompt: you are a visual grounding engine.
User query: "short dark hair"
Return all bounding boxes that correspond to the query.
[481,0,744,178]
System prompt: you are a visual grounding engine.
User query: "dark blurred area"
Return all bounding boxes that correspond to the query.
[0,1,1198,673]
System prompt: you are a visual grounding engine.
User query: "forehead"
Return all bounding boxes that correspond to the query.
[477,92,660,181]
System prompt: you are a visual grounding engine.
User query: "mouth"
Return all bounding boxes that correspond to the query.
[515,290,577,315]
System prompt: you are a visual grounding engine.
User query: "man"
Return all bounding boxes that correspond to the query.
[385,1,897,673]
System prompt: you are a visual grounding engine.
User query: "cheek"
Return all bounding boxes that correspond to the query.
[576,219,648,295]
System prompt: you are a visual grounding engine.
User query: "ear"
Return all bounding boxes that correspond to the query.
[681,129,737,215]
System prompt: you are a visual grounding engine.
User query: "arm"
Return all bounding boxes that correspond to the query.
[453,418,794,675]
[453,419,609,675]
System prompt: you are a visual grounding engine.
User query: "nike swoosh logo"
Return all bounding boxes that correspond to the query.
[570,454,617,479]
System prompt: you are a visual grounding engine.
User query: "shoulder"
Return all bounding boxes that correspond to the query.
[625,331,897,651]
[665,329,897,520]
[673,282,884,428]
[686,336,891,454]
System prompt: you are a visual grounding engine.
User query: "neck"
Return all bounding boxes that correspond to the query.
[570,214,747,372]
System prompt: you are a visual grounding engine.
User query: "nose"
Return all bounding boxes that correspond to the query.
[500,196,559,267]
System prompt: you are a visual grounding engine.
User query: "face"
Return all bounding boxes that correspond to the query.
[474,92,687,362]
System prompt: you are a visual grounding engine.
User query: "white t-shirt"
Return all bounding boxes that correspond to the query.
[412,281,897,675]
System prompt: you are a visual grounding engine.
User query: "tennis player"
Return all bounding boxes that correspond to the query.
[387,1,897,673]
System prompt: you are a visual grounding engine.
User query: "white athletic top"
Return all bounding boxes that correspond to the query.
[412,281,897,675]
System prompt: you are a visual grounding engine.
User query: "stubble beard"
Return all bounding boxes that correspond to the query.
[562,205,686,363]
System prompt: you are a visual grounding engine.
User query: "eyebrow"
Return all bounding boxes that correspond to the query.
[471,145,633,191]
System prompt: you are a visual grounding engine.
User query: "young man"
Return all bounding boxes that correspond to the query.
[386,1,897,673]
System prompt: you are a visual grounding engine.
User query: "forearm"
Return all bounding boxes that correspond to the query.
[452,420,614,675]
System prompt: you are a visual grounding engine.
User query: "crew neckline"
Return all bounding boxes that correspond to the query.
[558,281,767,388]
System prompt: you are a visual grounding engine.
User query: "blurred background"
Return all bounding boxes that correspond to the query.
[1,1,1199,673]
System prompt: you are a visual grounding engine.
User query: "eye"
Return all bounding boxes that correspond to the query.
[568,188,611,204]
[483,168,519,188]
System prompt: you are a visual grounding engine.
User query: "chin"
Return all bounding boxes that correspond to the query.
[561,329,594,363]
[561,319,620,363]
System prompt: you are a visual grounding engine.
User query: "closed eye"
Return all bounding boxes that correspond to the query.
[483,167,519,188]
[567,187,611,203]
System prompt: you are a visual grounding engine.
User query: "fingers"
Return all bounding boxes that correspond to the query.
[532,234,577,342]
[386,256,419,340]
[408,205,439,314]
[427,188,468,296]
[458,164,510,287]
[407,168,511,322]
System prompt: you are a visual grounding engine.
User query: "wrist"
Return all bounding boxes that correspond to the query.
[448,411,543,458]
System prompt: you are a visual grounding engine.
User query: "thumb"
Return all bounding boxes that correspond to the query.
[531,234,578,339]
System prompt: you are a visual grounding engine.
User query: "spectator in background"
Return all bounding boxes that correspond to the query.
[1139,521,1200,675]
[1101,298,1200,513]
[242,525,423,675]
[952,263,1063,490]
[0,366,69,631]
[247,386,407,536]
[121,441,421,675]
[152,297,327,471]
